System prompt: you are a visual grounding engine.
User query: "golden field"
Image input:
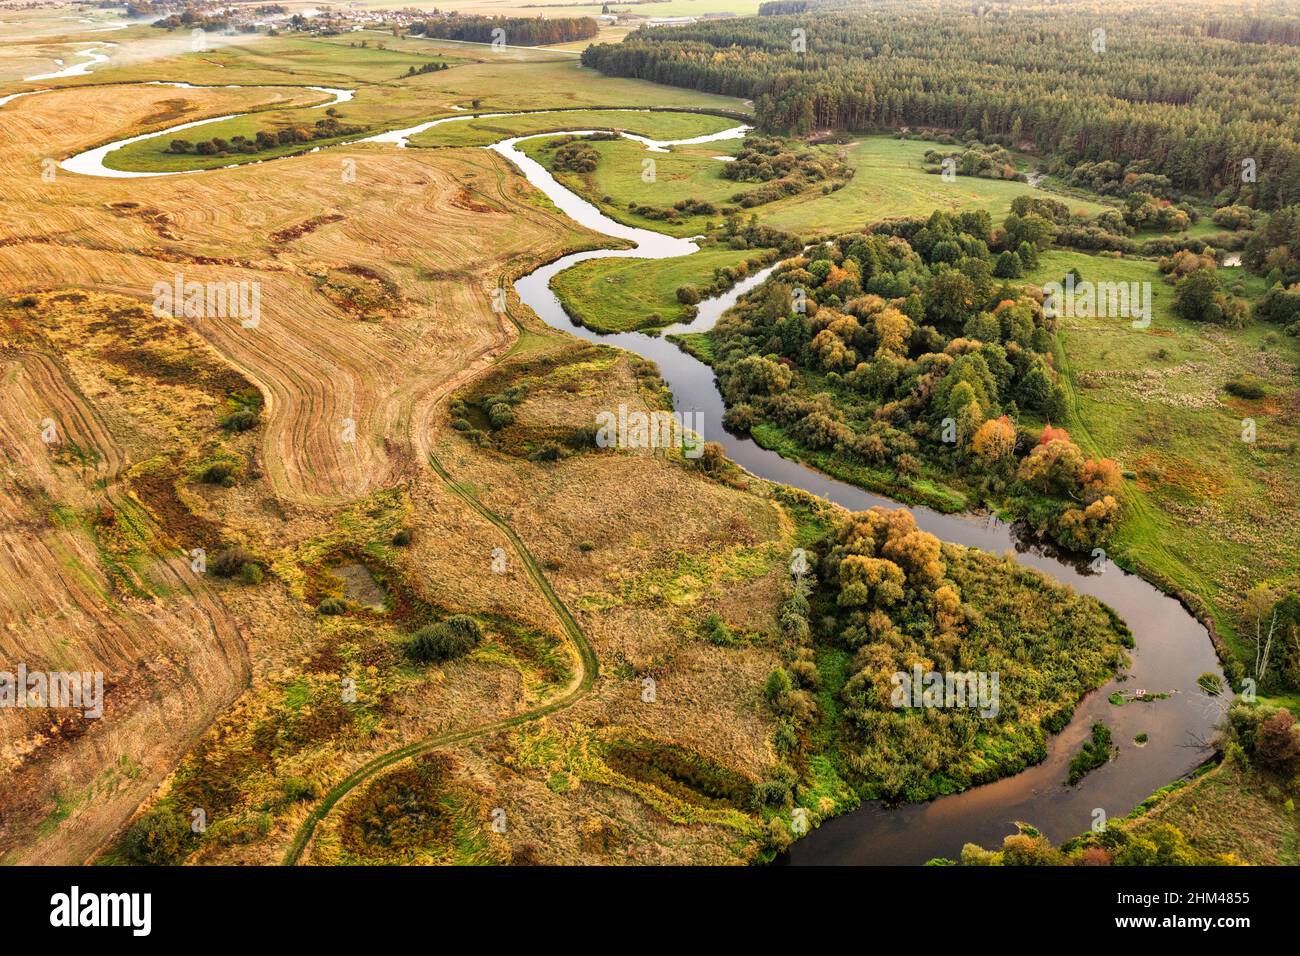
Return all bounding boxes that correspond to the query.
[0,18,796,865]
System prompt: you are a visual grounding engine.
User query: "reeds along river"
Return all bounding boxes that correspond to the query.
[56,99,1229,863]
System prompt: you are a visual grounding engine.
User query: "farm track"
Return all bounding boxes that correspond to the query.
[281,450,599,866]
[0,81,612,860]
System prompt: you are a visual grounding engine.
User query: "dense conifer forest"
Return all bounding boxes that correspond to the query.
[582,0,1300,209]
[413,14,598,46]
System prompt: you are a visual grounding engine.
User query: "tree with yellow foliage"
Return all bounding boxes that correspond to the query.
[1017,438,1086,495]
[873,306,912,357]
[970,415,1017,468]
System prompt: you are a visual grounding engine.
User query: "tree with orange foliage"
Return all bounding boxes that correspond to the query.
[1081,457,1123,501]
[1038,423,1072,445]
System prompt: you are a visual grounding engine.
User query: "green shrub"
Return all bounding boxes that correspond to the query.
[1224,374,1266,399]
[751,763,797,810]
[1067,722,1113,785]
[207,813,271,847]
[765,667,793,705]
[699,612,735,646]
[762,817,793,851]
[221,409,259,432]
[122,807,191,865]
[487,403,515,429]
[406,614,483,664]
[210,546,253,578]
[201,462,235,485]
[1197,672,1224,695]
[240,563,264,586]
[529,442,564,462]
[771,719,799,753]
[281,777,318,803]
[318,596,347,615]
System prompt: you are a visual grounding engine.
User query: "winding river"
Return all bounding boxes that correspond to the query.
[24,43,115,82]
[490,132,1227,864]
[50,95,1227,864]
[58,85,355,179]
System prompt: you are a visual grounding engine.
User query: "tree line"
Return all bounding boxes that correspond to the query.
[411,15,598,46]
[168,113,365,157]
[581,1,1300,209]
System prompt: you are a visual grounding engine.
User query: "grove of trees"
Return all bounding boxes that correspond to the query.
[711,206,1125,551]
[411,14,597,46]
[764,506,1130,803]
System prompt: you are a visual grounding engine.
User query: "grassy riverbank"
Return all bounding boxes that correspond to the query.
[1024,250,1300,703]
[551,246,768,333]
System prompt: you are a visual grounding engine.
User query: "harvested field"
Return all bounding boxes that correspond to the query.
[0,75,617,861]
[0,82,607,504]
[0,296,249,864]
[0,58,790,866]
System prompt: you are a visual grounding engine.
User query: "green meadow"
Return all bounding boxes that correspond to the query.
[756,135,1111,235]
[521,133,745,237]
[84,33,470,88]
[410,108,737,149]
[523,131,1113,241]
[102,84,428,173]
[1024,251,1298,701]
[551,245,762,333]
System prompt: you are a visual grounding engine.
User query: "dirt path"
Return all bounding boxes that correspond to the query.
[281,450,599,865]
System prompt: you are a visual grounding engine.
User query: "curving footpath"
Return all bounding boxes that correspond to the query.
[281,451,599,866]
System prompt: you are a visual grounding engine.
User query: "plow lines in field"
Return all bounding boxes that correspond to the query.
[0,345,248,864]
[0,80,607,860]
[0,82,604,506]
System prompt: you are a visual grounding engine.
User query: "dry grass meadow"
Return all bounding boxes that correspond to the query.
[0,14,796,866]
